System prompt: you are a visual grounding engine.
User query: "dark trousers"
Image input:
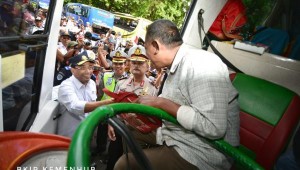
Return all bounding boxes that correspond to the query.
[114,145,198,170]
[106,132,123,170]
[96,123,108,153]
[114,128,198,170]
[96,122,124,170]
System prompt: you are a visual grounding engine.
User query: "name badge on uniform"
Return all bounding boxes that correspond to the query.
[106,77,113,86]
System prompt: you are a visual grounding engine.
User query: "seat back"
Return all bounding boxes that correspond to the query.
[231,73,300,170]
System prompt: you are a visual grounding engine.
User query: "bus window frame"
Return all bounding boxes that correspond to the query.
[0,0,56,131]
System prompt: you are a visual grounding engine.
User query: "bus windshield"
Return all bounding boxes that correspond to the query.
[114,13,138,32]
[112,12,152,42]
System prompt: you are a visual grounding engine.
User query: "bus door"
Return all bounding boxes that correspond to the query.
[0,0,61,132]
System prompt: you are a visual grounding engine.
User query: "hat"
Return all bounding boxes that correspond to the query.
[110,50,128,63]
[69,50,95,67]
[60,30,70,37]
[128,45,148,62]
[35,16,42,21]
[61,16,66,20]
[67,41,78,48]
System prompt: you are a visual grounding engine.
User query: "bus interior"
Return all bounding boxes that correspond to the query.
[0,0,300,169]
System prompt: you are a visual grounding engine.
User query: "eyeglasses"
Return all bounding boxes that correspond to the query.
[74,65,94,71]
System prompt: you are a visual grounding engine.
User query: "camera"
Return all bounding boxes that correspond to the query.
[93,66,103,71]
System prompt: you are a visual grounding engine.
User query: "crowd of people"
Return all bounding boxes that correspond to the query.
[55,14,168,170]
[55,17,242,170]
[55,14,161,89]
[1,1,299,169]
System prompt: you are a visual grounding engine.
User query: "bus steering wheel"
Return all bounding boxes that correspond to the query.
[67,103,177,169]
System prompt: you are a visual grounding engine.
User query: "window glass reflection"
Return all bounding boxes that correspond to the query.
[0,0,49,37]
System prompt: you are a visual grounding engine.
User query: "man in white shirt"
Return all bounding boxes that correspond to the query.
[57,50,114,138]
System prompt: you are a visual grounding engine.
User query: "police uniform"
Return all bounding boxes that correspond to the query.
[114,45,158,97]
[96,49,129,157]
[53,66,72,86]
[99,71,129,100]
[115,76,156,96]
[98,50,130,100]
[105,45,158,170]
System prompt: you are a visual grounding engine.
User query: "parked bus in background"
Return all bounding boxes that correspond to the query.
[112,12,152,43]
[64,3,114,35]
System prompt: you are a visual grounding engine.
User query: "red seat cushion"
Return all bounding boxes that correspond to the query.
[231,73,300,169]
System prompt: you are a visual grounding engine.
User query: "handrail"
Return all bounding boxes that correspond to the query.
[67,103,264,170]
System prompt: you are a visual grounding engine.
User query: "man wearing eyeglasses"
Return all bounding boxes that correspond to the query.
[57,50,114,138]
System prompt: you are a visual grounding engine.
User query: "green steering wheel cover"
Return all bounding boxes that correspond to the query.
[67,103,264,170]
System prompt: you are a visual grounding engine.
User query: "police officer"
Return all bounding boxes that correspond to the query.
[106,45,158,170]
[97,50,130,100]
[95,49,130,159]
[114,45,157,96]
